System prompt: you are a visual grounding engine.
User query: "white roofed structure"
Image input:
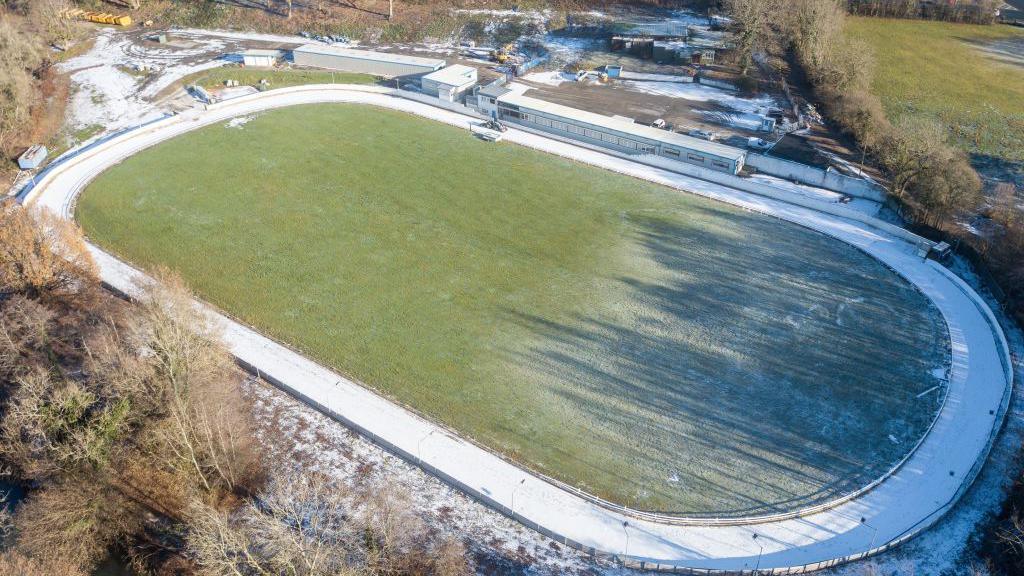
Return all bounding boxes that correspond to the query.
[292,45,445,78]
[420,64,478,102]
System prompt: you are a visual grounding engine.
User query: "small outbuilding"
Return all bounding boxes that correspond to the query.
[241,49,282,68]
[420,64,477,102]
[18,145,47,170]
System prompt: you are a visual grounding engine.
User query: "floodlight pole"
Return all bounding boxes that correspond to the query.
[862,517,878,551]
[622,521,630,557]
[753,533,763,573]
[416,429,435,464]
[511,478,525,517]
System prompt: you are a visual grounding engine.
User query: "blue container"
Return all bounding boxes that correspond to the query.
[605,65,622,78]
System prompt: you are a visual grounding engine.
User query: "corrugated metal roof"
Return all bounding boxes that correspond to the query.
[293,44,445,69]
[422,64,478,87]
[498,92,746,161]
[478,82,511,98]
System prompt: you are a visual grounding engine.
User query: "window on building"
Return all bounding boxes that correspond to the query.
[664,149,680,157]
[687,153,705,162]
[712,160,730,170]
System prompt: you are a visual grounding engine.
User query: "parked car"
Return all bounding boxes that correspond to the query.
[650,118,667,129]
[483,119,508,133]
[688,129,717,141]
[747,137,773,151]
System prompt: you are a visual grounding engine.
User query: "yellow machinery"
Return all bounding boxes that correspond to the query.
[490,43,516,64]
[60,8,133,27]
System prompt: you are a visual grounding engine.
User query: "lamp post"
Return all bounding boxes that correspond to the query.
[753,533,763,573]
[416,430,436,464]
[511,478,526,517]
[622,521,630,557]
[861,517,878,551]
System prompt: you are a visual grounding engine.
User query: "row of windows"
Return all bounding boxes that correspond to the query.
[498,106,733,172]
[514,112,659,154]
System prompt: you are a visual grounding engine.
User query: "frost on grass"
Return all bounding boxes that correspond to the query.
[242,379,613,576]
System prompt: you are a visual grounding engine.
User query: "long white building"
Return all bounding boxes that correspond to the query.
[292,45,445,78]
[476,86,746,174]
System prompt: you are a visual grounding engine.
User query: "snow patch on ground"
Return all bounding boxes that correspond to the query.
[172,27,316,45]
[617,80,776,113]
[243,379,612,575]
[225,115,256,129]
[697,109,766,131]
[619,70,692,82]
[521,70,576,86]
[58,29,227,132]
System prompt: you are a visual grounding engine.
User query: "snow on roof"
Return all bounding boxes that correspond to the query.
[497,92,746,161]
[242,49,282,57]
[478,82,511,98]
[422,64,478,87]
[293,44,445,69]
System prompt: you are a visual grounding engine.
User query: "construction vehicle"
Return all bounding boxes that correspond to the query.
[482,119,507,133]
[490,43,516,64]
[60,8,133,27]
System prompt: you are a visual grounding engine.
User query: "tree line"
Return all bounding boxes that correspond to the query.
[846,0,1003,24]
[0,203,472,575]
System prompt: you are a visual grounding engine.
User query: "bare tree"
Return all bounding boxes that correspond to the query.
[0,549,88,576]
[11,478,143,574]
[0,205,98,304]
[0,15,45,153]
[0,295,53,381]
[135,271,263,494]
[878,117,947,200]
[188,472,470,576]
[723,0,778,75]
[189,473,363,576]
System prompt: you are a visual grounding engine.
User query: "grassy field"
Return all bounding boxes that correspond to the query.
[78,104,948,515]
[180,66,378,91]
[845,17,1024,177]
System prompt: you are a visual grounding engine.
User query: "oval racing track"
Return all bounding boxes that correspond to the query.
[20,85,1012,573]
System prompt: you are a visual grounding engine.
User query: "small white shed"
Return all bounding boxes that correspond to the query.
[242,49,281,68]
[421,65,478,102]
[18,145,47,170]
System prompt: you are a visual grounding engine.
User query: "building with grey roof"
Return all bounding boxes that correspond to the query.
[490,91,746,174]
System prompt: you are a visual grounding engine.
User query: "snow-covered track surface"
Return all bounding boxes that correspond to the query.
[22,85,1012,573]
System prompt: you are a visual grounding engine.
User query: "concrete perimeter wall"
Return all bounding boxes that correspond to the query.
[746,152,888,202]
